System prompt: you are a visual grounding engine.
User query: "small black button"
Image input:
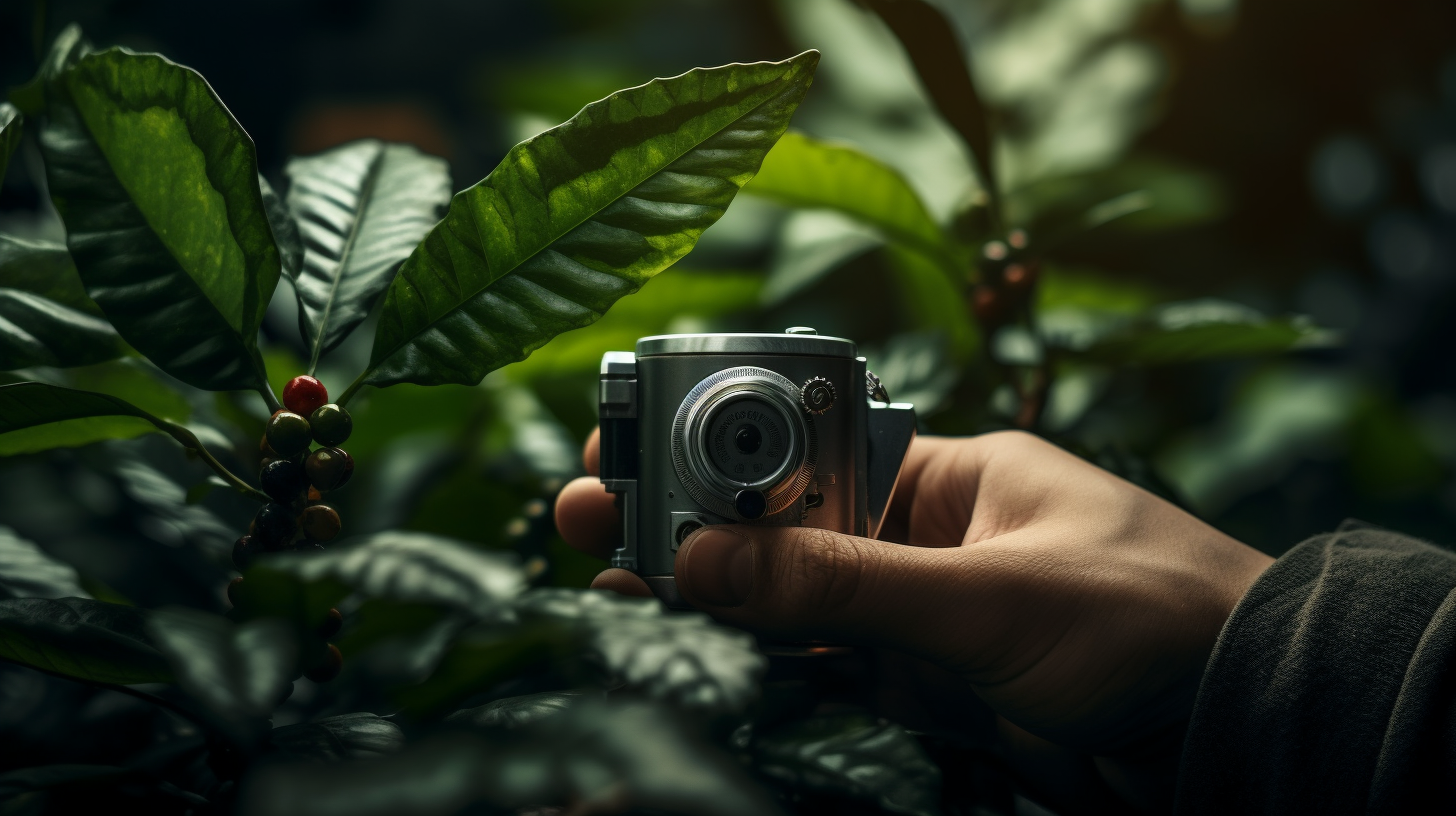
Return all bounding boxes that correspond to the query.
[734,489,767,520]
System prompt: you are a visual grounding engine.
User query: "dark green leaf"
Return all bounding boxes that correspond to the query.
[184,475,230,505]
[0,525,89,600]
[0,362,190,456]
[239,701,785,816]
[252,531,526,618]
[284,140,451,369]
[349,51,818,394]
[518,588,766,717]
[0,288,124,370]
[0,235,104,317]
[269,713,404,760]
[861,0,999,218]
[259,175,303,282]
[41,48,280,392]
[8,24,91,116]
[145,607,296,744]
[746,130,950,269]
[1059,299,1339,365]
[754,713,943,816]
[391,622,566,718]
[445,690,583,730]
[0,381,156,434]
[0,597,170,685]
[0,103,21,185]
[111,460,236,549]
[1010,158,1228,241]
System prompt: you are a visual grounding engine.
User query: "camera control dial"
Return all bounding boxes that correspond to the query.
[800,376,836,414]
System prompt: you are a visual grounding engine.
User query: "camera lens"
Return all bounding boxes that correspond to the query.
[704,397,789,485]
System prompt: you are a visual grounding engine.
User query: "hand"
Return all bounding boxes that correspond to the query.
[556,430,1273,813]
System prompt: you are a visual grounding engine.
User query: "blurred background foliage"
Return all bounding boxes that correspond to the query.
[2,0,1456,620]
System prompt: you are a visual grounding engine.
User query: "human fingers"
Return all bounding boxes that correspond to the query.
[582,427,600,477]
[673,524,975,663]
[589,568,654,597]
[554,476,620,560]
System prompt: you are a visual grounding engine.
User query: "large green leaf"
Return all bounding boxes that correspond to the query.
[0,597,171,685]
[0,103,21,184]
[1058,299,1339,365]
[445,690,583,730]
[40,48,281,392]
[863,0,1000,218]
[345,51,819,397]
[753,713,943,816]
[0,526,90,600]
[0,288,124,369]
[745,130,950,269]
[145,607,296,744]
[0,235,104,316]
[269,713,405,760]
[285,139,451,370]
[0,362,190,456]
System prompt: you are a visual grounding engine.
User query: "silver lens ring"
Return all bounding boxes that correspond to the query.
[671,367,818,519]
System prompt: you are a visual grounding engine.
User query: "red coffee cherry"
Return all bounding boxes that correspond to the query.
[305,448,354,492]
[972,284,1003,323]
[283,376,328,416]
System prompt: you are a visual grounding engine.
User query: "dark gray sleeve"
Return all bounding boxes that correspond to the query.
[1175,520,1456,815]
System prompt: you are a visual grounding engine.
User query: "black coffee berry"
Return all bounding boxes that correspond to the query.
[232,535,261,571]
[253,503,298,550]
[260,459,309,503]
[319,607,343,639]
[309,404,352,447]
[301,505,341,541]
[226,576,244,607]
[305,448,354,492]
[265,411,312,458]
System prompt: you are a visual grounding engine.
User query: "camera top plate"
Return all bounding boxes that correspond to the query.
[636,332,856,358]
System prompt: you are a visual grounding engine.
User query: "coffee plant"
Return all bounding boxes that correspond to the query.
[0,3,1341,815]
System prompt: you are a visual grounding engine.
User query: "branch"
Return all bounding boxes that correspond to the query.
[155,420,271,504]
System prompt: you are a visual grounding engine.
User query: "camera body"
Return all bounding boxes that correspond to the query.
[599,329,916,608]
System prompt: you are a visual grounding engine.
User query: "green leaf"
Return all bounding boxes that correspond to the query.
[391,622,567,718]
[284,140,451,370]
[1010,158,1227,240]
[445,690,584,730]
[8,24,91,116]
[518,588,766,717]
[0,525,90,600]
[506,268,762,380]
[269,713,405,760]
[251,531,527,618]
[753,713,943,816]
[0,381,156,432]
[1060,299,1339,365]
[746,131,950,265]
[884,243,978,362]
[0,235,105,317]
[239,701,785,816]
[145,607,296,744]
[260,175,303,282]
[0,361,191,456]
[347,51,819,396]
[862,0,1000,218]
[40,48,281,392]
[0,103,21,185]
[0,288,124,370]
[0,597,171,685]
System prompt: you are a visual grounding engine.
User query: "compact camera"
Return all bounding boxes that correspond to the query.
[598,328,917,608]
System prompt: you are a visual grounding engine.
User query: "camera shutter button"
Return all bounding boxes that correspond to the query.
[800,376,836,414]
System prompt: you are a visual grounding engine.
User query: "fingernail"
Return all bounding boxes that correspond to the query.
[679,528,753,607]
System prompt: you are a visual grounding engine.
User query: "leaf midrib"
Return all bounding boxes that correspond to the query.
[365,60,807,381]
[307,145,387,373]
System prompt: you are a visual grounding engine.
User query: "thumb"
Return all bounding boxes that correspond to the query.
[674,525,967,659]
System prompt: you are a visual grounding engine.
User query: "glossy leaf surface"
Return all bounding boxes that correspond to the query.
[0,103,20,184]
[1059,299,1339,365]
[0,235,104,316]
[41,49,280,391]
[0,288,123,369]
[445,690,583,730]
[754,713,943,816]
[0,381,155,433]
[0,526,90,600]
[285,140,451,368]
[0,597,171,685]
[747,131,948,267]
[269,713,405,760]
[0,362,189,456]
[351,51,818,393]
[145,608,295,742]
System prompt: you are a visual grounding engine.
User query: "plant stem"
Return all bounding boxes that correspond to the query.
[154,420,270,504]
[336,376,365,408]
[257,383,281,414]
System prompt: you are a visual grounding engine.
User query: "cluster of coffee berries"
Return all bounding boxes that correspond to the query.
[229,375,354,683]
[970,228,1040,327]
